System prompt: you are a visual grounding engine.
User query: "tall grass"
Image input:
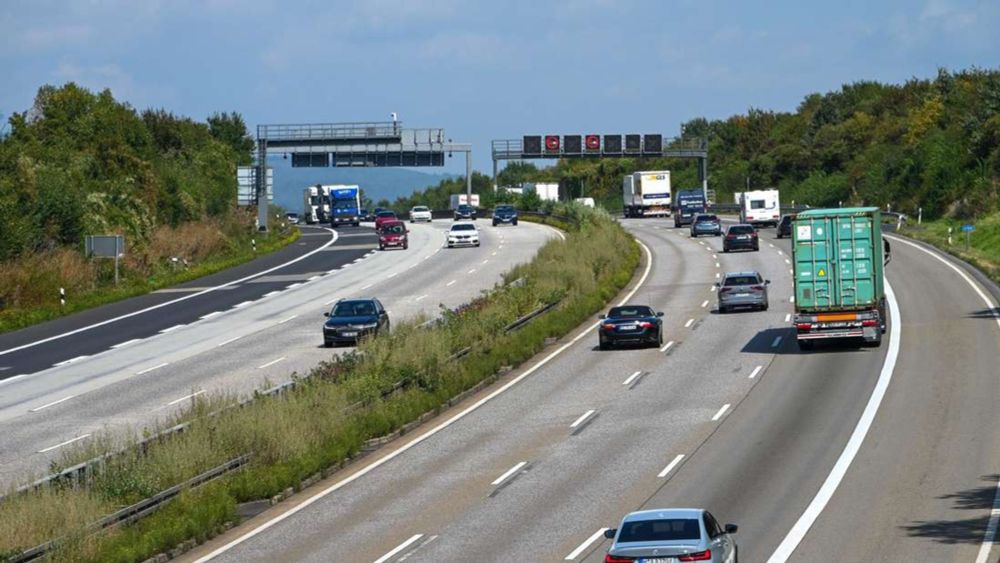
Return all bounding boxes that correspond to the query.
[0,208,298,334]
[901,212,1000,283]
[0,204,640,562]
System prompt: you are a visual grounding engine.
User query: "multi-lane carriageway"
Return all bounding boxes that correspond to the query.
[176,218,1000,563]
[0,221,560,484]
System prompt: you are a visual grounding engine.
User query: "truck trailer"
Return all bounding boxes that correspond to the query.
[672,189,707,227]
[622,171,671,218]
[791,207,890,350]
[302,185,331,224]
[449,194,481,209]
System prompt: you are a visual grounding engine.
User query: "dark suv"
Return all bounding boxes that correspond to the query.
[723,224,759,252]
[454,204,477,220]
[776,214,793,238]
[492,205,518,226]
[323,298,389,347]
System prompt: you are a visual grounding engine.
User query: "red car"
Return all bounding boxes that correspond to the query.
[378,220,409,250]
[374,210,397,231]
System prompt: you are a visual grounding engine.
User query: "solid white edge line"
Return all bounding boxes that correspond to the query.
[167,389,205,406]
[0,228,340,359]
[262,291,280,298]
[570,409,596,428]
[622,371,642,386]
[767,280,901,563]
[373,534,424,563]
[257,357,286,369]
[885,236,1000,563]
[111,338,142,349]
[308,275,320,281]
[234,300,254,308]
[192,233,654,563]
[30,394,76,412]
[38,433,91,454]
[565,528,610,560]
[749,366,763,379]
[137,362,169,375]
[491,461,528,486]
[159,324,185,334]
[54,355,89,367]
[660,340,675,352]
[711,403,731,421]
[657,454,686,478]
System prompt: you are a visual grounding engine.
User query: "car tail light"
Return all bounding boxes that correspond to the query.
[719,287,733,293]
[604,555,635,563]
[796,322,812,330]
[861,319,878,327]
[751,285,764,291]
[751,232,758,238]
[639,321,654,328]
[602,324,616,331]
[679,549,712,561]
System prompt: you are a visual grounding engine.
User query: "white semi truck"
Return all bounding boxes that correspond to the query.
[737,189,781,226]
[623,171,671,218]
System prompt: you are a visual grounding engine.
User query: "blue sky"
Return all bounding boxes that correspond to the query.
[1,0,997,173]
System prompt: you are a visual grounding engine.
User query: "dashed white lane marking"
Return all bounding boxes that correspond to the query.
[257,357,286,369]
[768,281,902,562]
[711,403,731,421]
[768,243,775,248]
[491,461,528,486]
[716,272,721,279]
[234,300,254,308]
[789,296,795,303]
[446,280,457,287]
[712,254,718,259]
[415,294,428,302]
[467,268,476,274]
[570,409,597,428]
[658,454,686,478]
[38,433,91,454]
[684,318,695,328]
[622,371,642,386]
[30,395,75,412]
[565,528,610,560]
[54,355,89,367]
[277,314,297,324]
[785,258,791,264]
[201,311,225,320]
[137,362,169,375]
[373,534,424,563]
[160,324,185,334]
[710,286,717,292]
[789,269,794,275]
[749,366,763,379]
[660,340,675,353]
[777,250,784,255]
[715,262,720,268]
[397,535,439,561]
[785,313,792,322]
[701,300,709,308]
[387,272,398,278]
[491,251,497,256]
[167,390,205,406]
[361,283,374,290]
[482,259,489,264]
[308,275,320,281]
[286,283,302,290]
[771,336,783,348]
[216,335,242,347]
[112,338,142,349]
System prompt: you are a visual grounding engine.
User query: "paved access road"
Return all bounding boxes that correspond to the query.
[0,220,557,484]
[183,219,999,563]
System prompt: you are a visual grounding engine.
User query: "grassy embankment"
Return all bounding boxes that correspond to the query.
[900,212,1000,283]
[0,210,298,335]
[0,204,640,562]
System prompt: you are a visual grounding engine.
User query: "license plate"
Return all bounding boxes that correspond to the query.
[619,324,638,331]
[734,293,749,297]
[638,558,677,563]
[738,235,749,239]
[342,331,358,337]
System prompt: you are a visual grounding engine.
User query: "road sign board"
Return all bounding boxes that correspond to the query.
[961,224,975,233]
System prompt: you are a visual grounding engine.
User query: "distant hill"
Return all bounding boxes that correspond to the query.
[267,158,458,211]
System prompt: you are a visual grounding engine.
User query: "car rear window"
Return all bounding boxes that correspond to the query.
[728,225,754,234]
[451,224,476,231]
[608,306,653,318]
[412,206,429,212]
[332,301,376,316]
[383,224,404,234]
[377,211,396,217]
[724,275,760,286]
[697,215,718,222]
[618,519,701,542]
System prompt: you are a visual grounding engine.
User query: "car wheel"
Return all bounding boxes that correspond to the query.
[754,244,760,251]
[599,339,611,351]
[379,244,384,251]
[403,243,408,250]
[719,305,727,314]
[447,243,454,248]
[324,341,333,348]
[723,247,730,253]
[657,330,664,347]
[690,233,696,238]
[512,220,517,226]
[474,242,480,247]
[493,221,498,227]
[762,302,769,311]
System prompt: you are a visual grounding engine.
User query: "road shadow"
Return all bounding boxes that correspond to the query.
[902,474,999,545]
[966,308,1000,320]
[740,327,873,355]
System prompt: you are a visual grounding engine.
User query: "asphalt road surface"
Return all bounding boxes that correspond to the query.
[0,219,557,484]
[183,219,999,563]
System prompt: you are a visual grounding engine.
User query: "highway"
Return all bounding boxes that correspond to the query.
[0,220,558,485]
[182,219,1000,563]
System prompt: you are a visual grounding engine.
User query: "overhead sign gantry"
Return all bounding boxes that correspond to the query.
[253,120,471,231]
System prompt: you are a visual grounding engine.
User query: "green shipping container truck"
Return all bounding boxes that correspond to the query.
[791,207,891,350]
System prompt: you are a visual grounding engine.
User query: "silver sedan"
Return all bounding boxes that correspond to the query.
[604,508,738,562]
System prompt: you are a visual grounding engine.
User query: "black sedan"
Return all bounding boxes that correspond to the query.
[492,204,518,226]
[598,305,664,350]
[454,204,478,220]
[323,298,390,347]
[723,224,759,252]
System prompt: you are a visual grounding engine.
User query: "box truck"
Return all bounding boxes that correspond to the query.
[672,189,707,227]
[449,194,481,209]
[302,185,331,224]
[791,207,890,350]
[623,171,671,218]
[520,182,560,202]
[328,185,361,227]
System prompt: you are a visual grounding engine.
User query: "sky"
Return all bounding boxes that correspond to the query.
[1,0,998,174]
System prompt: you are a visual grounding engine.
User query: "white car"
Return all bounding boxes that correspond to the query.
[447,223,480,248]
[409,206,433,223]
